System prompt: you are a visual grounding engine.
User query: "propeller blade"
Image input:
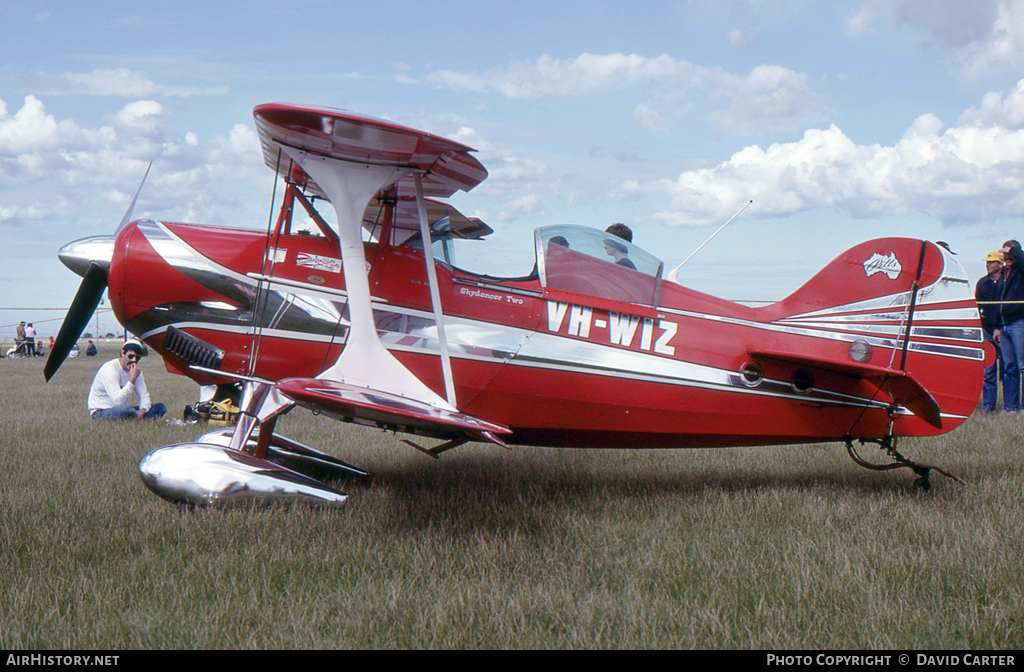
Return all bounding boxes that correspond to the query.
[44,262,109,381]
[114,159,152,236]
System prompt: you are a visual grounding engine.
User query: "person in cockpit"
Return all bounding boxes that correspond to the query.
[605,222,633,242]
[603,237,636,270]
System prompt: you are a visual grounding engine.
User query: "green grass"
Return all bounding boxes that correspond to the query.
[0,341,1021,648]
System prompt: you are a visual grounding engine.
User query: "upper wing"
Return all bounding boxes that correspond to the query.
[252,103,503,447]
[254,103,488,200]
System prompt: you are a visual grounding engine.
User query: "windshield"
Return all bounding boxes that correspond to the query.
[535,226,664,306]
[403,229,458,267]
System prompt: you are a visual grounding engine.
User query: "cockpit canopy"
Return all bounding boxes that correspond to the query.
[401,220,665,307]
[536,226,664,306]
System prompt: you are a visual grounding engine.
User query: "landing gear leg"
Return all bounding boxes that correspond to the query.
[844,434,964,490]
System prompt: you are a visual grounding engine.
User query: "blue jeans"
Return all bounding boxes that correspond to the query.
[999,320,1024,411]
[91,403,167,421]
[983,329,1003,411]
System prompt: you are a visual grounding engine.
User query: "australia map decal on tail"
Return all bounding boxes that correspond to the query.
[42,102,988,507]
[863,251,902,280]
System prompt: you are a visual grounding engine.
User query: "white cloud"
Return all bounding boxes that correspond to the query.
[893,0,1002,49]
[955,0,1024,74]
[854,0,1024,74]
[844,0,883,36]
[470,152,551,217]
[0,96,263,231]
[428,53,706,99]
[423,53,827,135]
[65,69,163,97]
[112,100,170,134]
[34,68,228,97]
[487,156,548,182]
[611,180,644,202]
[710,65,827,135]
[0,95,125,176]
[959,79,1024,128]
[632,102,671,132]
[497,193,545,222]
[653,78,1024,227]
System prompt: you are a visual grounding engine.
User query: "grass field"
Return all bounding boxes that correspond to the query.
[1,340,1022,649]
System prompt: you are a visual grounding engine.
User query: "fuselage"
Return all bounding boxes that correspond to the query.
[100,218,986,448]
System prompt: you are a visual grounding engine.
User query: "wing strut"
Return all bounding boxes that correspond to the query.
[414,173,457,406]
[246,106,509,446]
[288,150,447,403]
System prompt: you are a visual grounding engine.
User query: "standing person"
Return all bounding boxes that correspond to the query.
[24,323,36,356]
[15,321,26,355]
[87,340,166,421]
[997,240,1024,413]
[977,251,1006,412]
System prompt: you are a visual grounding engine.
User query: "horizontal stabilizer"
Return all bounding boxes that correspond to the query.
[748,349,942,429]
[276,378,512,445]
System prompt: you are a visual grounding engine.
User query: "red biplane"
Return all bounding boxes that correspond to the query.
[45,103,989,506]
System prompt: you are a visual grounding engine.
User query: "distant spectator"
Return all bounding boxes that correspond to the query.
[24,323,36,356]
[85,340,97,357]
[978,251,1005,412]
[15,321,28,356]
[87,340,166,421]
[998,240,1024,413]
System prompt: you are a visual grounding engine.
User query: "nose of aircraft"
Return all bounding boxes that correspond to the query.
[57,235,116,277]
[46,160,152,381]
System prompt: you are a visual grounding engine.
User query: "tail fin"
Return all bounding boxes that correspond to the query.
[755,238,987,435]
[766,238,944,318]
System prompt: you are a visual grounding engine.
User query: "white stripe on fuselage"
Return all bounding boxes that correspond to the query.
[135,224,972,418]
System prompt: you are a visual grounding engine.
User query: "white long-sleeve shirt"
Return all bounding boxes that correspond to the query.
[87,358,152,415]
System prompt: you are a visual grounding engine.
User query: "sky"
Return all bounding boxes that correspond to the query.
[5,0,1024,337]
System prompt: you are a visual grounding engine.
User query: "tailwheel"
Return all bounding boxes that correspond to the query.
[844,435,965,490]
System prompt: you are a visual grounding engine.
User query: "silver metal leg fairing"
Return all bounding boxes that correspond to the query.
[197,427,368,479]
[138,443,348,508]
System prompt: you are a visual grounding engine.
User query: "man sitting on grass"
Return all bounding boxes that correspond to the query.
[87,340,166,421]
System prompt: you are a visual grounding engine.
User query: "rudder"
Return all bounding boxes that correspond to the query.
[757,238,986,436]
